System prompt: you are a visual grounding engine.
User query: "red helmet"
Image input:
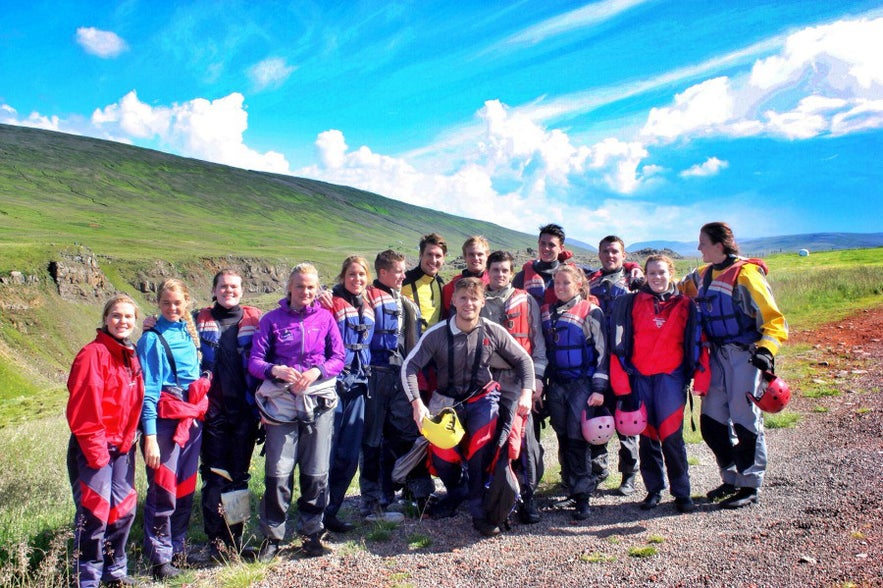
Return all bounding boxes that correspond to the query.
[747,372,791,413]
[581,406,615,445]
[615,396,647,436]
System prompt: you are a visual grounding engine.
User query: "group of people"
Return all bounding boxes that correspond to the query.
[65,221,787,586]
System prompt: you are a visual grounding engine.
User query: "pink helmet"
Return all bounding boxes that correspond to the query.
[747,372,791,414]
[581,406,615,445]
[615,396,647,436]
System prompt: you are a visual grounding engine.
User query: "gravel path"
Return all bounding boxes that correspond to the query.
[197,308,883,588]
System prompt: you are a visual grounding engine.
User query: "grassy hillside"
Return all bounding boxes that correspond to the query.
[0,124,546,271]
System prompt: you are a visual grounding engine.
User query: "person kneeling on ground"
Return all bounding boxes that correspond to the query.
[402,278,534,537]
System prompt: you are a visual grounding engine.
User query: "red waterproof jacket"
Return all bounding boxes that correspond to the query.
[67,329,145,469]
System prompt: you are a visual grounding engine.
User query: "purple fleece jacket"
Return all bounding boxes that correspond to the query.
[248,298,345,381]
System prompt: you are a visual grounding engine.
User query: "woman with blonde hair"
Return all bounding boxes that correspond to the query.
[249,263,345,559]
[67,294,144,588]
[540,264,609,521]
[324,256,376,532]
[137,278,208,580]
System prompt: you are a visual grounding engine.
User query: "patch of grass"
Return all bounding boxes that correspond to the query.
[605,535,621,545]
[687,456,701,466]
[812,405,829,413]
[683,399,703,444]
[366,520,398,542]
[800,384,841,399]
[855,407,872,415]
[628,545,658,558]
[579,551,616,563]
[850,530,865,540]
[387,570,414,588]
[211,563,266,588]
[647,534,665,544]
[764,411,800,429]
[407,533,432,550]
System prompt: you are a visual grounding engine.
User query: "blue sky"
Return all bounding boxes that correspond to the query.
[2,0,883,245]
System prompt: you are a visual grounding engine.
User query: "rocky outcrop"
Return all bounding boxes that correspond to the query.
[48,246,115,302]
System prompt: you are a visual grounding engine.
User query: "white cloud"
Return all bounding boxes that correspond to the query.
[500,0,649,47]
[680,157,729,178]
[641,77,735,141]
[247,57,296,91]
[91,91,290,173]
[76,27,128,58]
[0,103,63,131]
[640,17,883,143]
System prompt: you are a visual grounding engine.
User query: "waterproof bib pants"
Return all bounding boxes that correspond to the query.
[634,372,690,498]
[701,344,768,489]
[67,438,137,588]
[143,417,202,564]
[427,388,500,518]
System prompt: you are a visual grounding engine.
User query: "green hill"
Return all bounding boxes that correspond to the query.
[0,123,563,424]
[0,123,546,270]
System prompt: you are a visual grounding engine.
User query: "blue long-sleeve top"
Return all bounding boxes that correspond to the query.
[137,315,199,436]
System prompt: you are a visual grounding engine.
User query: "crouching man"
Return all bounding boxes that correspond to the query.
[402,278,534,536]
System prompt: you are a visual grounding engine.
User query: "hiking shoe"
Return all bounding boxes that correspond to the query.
[572,498,591,521]
[324,514,356,533]
[472,517,501,537]
[365,503,406,524]
[675,496,696,513]
[706,483,737,501]
[257,540,280,563]
[301,533,327,558]
[639,491,662,510]
[617,473,637,496]
[719,488,758,509]
[151,563,181,581]
[518,497,541,524]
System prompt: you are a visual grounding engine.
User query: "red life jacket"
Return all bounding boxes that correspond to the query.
[522,261,561,306]
[501,288,533,355]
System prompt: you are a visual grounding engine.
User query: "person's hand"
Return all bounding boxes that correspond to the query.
[517,389,532,417]
[143,435,161,469]
[271,365,300,385]
[587,392,605,407]
[317,289,334,310]
[412,399,429,431]
[750,348,774,373]
[143,315,157,330]
[288,367,320,393]
[532,380,544,413]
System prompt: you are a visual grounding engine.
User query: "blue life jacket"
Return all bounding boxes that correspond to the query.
[695,259,761,346]
[542,298,597,380]
[332,286,374,378]
[588,268,630,315]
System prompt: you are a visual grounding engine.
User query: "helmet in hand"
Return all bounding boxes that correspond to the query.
[581,406,615,445]
[421,407,465,449]
[747,372,791,413]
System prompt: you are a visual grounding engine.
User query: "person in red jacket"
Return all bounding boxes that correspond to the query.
[609,255,710,513]
[67,294,145,588]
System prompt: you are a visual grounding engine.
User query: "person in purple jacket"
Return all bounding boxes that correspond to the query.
[249,263,345,559]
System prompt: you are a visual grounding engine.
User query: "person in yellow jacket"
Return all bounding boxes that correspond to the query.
[680,222,788,509]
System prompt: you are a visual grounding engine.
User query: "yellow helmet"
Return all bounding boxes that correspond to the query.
[421,407,464,449]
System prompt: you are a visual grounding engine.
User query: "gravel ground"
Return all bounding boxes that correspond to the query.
[190,308,883,588]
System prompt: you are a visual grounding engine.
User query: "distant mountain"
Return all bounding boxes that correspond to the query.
[629,233,883,258]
